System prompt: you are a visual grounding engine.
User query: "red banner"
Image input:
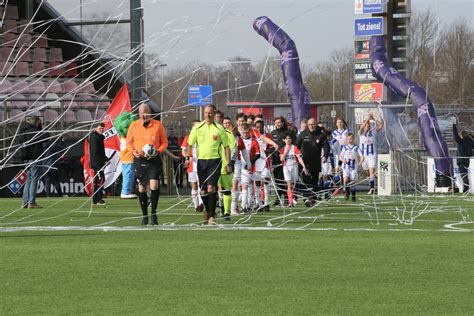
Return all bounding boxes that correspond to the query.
[354,83,383,103]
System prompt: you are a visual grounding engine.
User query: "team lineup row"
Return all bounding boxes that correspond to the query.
[88,103,383,225]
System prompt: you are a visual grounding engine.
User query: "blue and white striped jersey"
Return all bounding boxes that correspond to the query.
[340,144,363,170]
[359,128,377,156]
[331,128,350,155]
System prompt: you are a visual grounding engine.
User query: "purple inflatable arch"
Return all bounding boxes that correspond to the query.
[253,16,310,129]
[369,36,453,186]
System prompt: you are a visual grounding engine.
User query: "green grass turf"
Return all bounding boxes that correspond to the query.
[0,195,473,314]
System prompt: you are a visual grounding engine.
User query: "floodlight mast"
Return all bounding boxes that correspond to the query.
[130,0,145,108]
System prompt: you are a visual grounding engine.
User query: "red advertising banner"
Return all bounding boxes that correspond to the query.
[354,83,383,102]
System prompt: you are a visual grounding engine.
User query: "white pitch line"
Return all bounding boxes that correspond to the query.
[0,225,471,233]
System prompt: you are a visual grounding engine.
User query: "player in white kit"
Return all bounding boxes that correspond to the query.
[358,113,384,194]
[181,120,203,212]
[280,132,308,207]
[339,133,364,201]
[331,117,351,180]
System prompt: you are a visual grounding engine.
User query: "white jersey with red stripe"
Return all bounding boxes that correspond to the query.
[280,145,302,167]
[255,132,271,171]
[181,134,197,173]
[241,136,260,173]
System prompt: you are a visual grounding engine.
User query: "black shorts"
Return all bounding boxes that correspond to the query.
[197,158,222,190]
[134,156,163,185]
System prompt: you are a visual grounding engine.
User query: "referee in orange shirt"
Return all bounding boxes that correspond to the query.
[126,102,168,226]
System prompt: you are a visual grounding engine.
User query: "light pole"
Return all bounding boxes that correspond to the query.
[159,63,167,122]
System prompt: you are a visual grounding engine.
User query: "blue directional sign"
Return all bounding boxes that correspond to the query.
[355,0,384,14]
[188,85,213,106]
[354,17,384,37]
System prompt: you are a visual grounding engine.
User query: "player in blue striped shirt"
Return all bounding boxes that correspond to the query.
[339,133,364,201]
[358,113,384,194]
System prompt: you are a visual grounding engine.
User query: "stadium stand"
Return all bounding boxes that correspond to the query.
[0,1,128,130]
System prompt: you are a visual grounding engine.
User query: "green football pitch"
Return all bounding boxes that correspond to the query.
[1,195,472,314]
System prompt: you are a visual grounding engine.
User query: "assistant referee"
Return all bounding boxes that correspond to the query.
[184,105,232,225]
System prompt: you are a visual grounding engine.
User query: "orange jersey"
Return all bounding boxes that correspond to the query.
[126,119,168,155]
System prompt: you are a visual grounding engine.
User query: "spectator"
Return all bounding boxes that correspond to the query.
[20,116,49,208]
[43,137,67,197]
[89,123,107,206]
[453,121,473,193]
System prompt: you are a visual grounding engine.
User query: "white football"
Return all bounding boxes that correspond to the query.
[142,144,156,158]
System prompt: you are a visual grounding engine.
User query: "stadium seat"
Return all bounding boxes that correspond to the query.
[18,33,32,47]
[29,94,45,108]
[0,79,13,94]
[30,80,46,94]
[49,47,63,62]
[34,35,49,48]
[98,101,110,109]
[13,61,30,77]
[0,61,13,76]
[95,109,106,120]
[62,80,78,93]
[3,19,18,33]
[0,47,13,60]
[76,109,93,122]
[79,80,96,94]
[48,61,63,77]
[63,62,79,77]
[64,110,77,124]
[45,93,61,108]
[0,109,4,122]
[18,48,32,62]
[46,79,64,94]
[18,21,34,34]
[11,80,29,94]
[32,61,46,74]
[33,47,48,62]
[1,32,16,46]
[5,6,19,20]
[44,109,59,124]
[8,109,25,123]
[11,94,29,109]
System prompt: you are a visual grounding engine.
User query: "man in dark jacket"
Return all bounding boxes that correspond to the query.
[296,118,330,206]
[270,116,289,205]
[453,121,473,193]
[89,123,107,205]
[21,116,49,209]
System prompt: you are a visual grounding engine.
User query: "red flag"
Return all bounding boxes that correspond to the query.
[81,83,132,195]
[80,139,94,196]
[102,83,132,151]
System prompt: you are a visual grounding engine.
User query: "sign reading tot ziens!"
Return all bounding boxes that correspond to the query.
[354,17,384,37]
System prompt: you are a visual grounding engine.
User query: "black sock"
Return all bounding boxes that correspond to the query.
[207,192,217,218]
[201,193,209,212]
[150,189,160,215]
[138,192,148,216]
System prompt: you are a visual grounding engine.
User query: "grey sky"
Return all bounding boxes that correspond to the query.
[49,0,473,68]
